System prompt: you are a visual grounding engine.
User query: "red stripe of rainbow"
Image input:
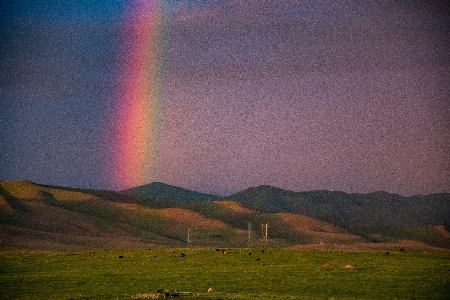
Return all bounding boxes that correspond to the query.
[111,1,165,190]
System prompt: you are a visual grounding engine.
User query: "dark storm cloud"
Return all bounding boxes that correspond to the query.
[0,1,122,188]
[166,1,449,82]
[157,0,450,195]
[0,0,449,196]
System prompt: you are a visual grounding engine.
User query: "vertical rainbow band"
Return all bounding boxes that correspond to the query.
[112,1,165,190]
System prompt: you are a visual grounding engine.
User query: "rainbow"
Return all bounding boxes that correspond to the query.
[110,1,169,190]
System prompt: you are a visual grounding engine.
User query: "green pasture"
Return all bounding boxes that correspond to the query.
[1,248,449,299]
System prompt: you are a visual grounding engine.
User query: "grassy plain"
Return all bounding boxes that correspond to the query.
[1,248,449,300]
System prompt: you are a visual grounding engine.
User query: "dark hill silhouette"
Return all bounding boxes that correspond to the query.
[122,182,220,202]
[224,185,450,246]
[224,185,298,212]
[225,185,450,226]
[224,185,450,224]
[119,182,450,247]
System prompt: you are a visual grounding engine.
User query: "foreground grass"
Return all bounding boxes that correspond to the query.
[0,248,449,299]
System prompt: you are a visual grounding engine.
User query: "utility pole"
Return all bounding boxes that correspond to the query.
[260,223,268,250]
[187,227,191,244]
[247,222,252,248]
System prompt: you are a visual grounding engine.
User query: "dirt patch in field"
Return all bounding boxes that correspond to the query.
[131,293,160,299]
[321,262,333,269]
[343,264,354,269]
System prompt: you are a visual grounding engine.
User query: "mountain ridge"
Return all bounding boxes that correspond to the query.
[225,185,450,225]
[122,182,221,201]
[1,180,449,251]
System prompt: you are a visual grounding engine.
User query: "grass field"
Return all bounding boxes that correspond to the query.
[1,248,449,299]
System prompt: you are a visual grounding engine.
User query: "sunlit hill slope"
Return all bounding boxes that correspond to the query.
[0,180,449,251]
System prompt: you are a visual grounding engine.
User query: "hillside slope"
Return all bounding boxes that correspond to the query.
[0,180,357,250]
[0,181,233,250]
[1,180,449,250]
[122,182,220,201]
[226,185,450,225]
[224,185,450,247]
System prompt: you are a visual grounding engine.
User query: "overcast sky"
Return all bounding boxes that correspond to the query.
[1,0,449,196]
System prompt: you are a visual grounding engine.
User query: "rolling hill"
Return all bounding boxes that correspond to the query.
[0,180,449,251]
[224,185,450,247]
[225,185,450,225]
[0,180,237,250]
[122,182,220,201]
